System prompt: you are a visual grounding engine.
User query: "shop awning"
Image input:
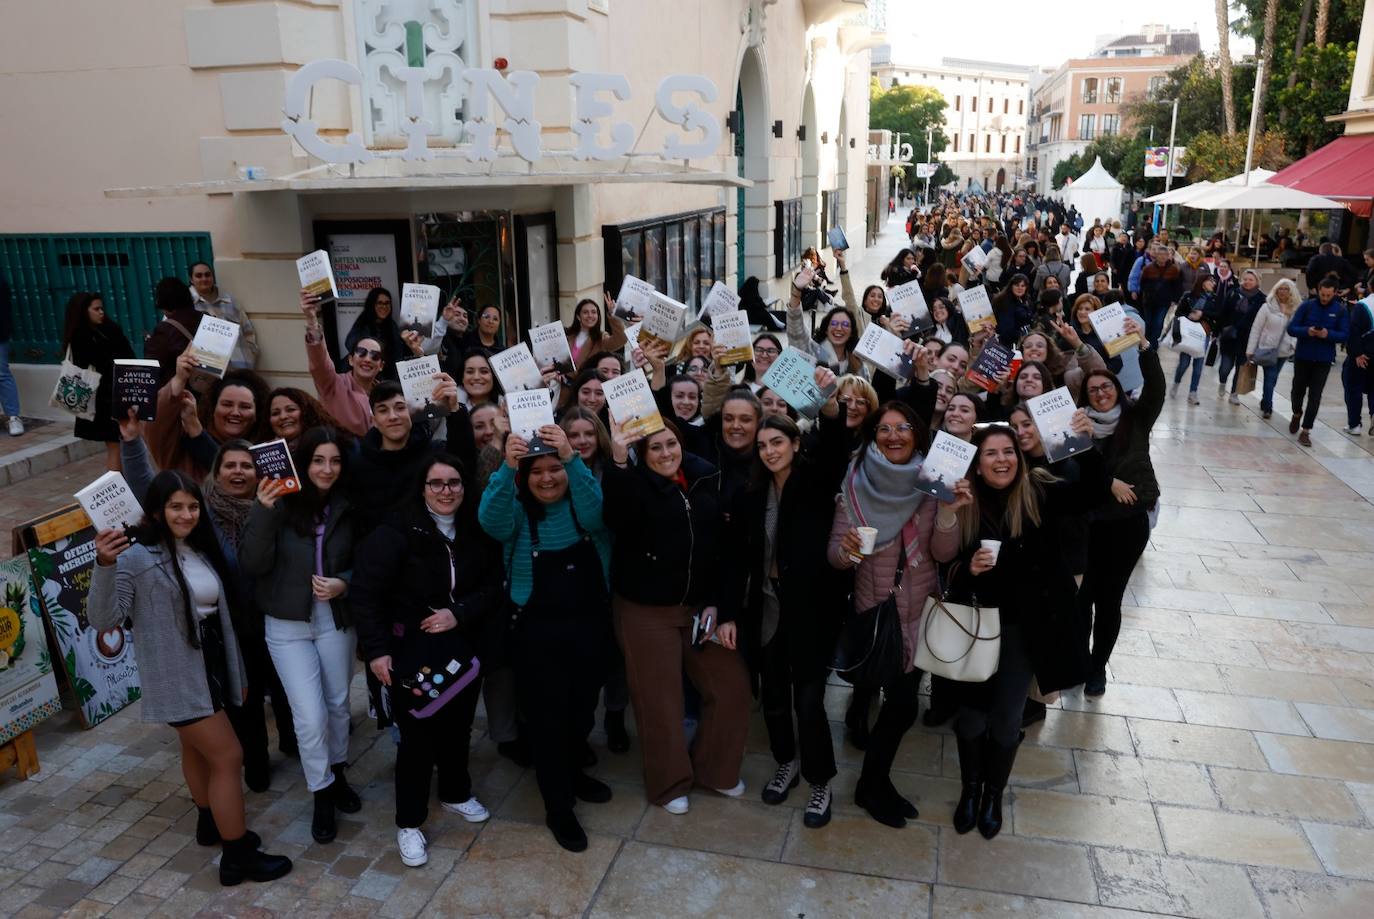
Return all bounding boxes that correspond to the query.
[1268,135,1374,218]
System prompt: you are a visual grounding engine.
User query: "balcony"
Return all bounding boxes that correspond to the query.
[802,0,870,26]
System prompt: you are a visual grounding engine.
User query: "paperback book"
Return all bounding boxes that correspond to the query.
[397,355,446,416]
[854,324,915,381]
[74,472,142,535]
[760,347,836,420]
[296,250,338,305]
[916,431,978,502]
[961,244,988,275]
[248,438,302,493]
[399,283,441,338]
[1088,302,1141,357]
[506,389,558,456]
[491,343,545,393]
[614,275,657,321]
[603,368,664,439]
[886,278,933,336]
[188,316,239,379]
[111,359,160,422]
[638,293,688,351]
[965,340,1014,392]
[529,321,575,375]
[698,282,740,322]
[957,285,995,333]
[711,310,754,365]
[828,226,849,251]
[1027,386,1093,464]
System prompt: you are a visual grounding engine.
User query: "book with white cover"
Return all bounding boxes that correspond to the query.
[711,310,754,365]
[615,275,656,320]
[698,282,740,322]
[603,368,665,439]
[396,355,444,412]
[188,316,239,378]
[529,321,575,375]
[1027,386,1093,464]
[886,278,933,335]
[961,244,988,274]
[1087,302,1141,356]
[75,472,142,534]
[506,388,557,452]
[490,343,545,393]
[854,324,914,381]
[915,431,977,502]
[399,283,441,338]
[638,293,688,350]
[957,285,995,332]
[296,250,338,304]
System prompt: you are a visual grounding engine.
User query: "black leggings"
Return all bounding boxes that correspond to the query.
[1078,513,1151,672]
[955,624,1033,747]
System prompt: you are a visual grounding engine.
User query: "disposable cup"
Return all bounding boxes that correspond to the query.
[980,539,1002,563]
[857,527,878,555]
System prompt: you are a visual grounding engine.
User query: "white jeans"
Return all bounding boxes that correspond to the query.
[266,601,356,793]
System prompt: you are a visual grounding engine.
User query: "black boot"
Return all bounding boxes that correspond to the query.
[330,764,362,814]
[1021,698,1047,728]
[952,734,984,835]
[497,734,533,768]
[573,773,613,804]
[604,709,630,754]
[844,689,873,751]
[854,778,906,829]
[311,790,337,843]
[244,754,271,794]
[545,809,588,853]
[196,807,261,849]
[977,737,1020,840]
[219,833,292,886]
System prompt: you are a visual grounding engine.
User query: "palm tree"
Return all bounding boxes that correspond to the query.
[1252,0,1279,132]
[1315,0,1330,47]
[1215,0,1236,134]
[1280,0,1315,125]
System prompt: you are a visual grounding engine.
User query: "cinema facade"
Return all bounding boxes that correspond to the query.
[1,0,887,390]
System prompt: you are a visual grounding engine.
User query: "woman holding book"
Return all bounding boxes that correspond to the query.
[929,298,970,347]
[1019,326,1105,402]
[991,275,1035,349]
[826,401,962,828]
[1076,324,1162,697]
[787,296,864,378]
[353,452,503,867]
[343,288,408,382]
[602,421,751,816]
[63,291,136,470]
[559,407,612,480]
[942,424,1102,840]
[565,295,629,368]
[451,350,501,410]
[146,353,272,480]
[239,427,362,844]
[88,470,292,886]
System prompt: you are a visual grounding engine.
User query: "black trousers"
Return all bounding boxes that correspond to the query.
[516,618,604,816]
[955,624,1034,747]
[1078,513,1151,672]
[760,632,836,786]
[393,673,483,828]
[1291,359,1332,430]
[225,627,295,769]
[859,669,922,786]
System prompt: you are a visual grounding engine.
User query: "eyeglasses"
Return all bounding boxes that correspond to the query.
[425,479,464,493]
[353,347,383,360]
[876,423,915,436]
[1087,383,1115,396]
[829,320,851,330]
[754,347,780,357]
[838,397,870,408]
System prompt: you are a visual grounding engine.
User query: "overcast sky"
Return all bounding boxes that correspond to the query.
[886,1,1257,70]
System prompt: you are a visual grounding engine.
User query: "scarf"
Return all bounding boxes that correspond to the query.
[202,478,252,550]
[1086,404,1122,439]
[840,443,927,550]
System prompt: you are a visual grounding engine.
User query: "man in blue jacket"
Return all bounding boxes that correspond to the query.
[1287,277,1350,446]
[1341,291,1374,435]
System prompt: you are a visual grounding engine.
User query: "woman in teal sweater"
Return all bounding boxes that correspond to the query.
[477,425,613,853]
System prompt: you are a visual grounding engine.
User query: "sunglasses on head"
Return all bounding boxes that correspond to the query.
[353,347,383,360]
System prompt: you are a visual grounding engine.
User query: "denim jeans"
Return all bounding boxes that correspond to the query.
[1218,352,1239,392]
[0,341,20,418]
[1342,358,1374,428]
[1173,346,1208,392]
[1260,358,1287,413]
[265,602,356,792]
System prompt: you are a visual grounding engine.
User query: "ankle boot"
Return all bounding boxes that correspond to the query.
[953,734,984,835]
[854,778,906,829]
[197,807,261,849]
[312,790,337,843]
[977,737,1020,840]
[219,833,293,886]
[330,764,362,814]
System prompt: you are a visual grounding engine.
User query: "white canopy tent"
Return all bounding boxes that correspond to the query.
[1142,168,1278,205]
[1172,181,1342,211]
[1144,181,1213,204]
[1061,157,1124,228]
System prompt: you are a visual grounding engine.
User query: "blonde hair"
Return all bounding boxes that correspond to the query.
[835,374,879,412]
[1268,278,1302,316]
[955,428,1058,544]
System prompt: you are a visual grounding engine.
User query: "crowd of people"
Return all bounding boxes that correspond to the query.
[64,189,1374,887]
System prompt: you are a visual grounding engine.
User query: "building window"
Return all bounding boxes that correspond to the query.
[955,95,961,111]
[602,207,726,310]
[972,96,978,111]
[1078,113,1095,140]
[1000,135,1007,153]
[968,133,975,152]
[1018,99,1024,115]
[1101,114,1120,136]
[984,134,991,153]
[953,134,960,152]
[1081,77,1098,104]
[1003,98,1009,114]
[891,77,899,88]
[820,189,840,249]
[987,96,993,113]
[1148,75,1166,95]
[773,198,803,279]
[1105,77,1123,103]
[1015,135,1021,154]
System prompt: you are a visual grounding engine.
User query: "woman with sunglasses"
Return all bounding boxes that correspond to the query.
[353,452,503,867]
[827,401,962,828]
[1076,322,1161,697]
[343,288,409,381]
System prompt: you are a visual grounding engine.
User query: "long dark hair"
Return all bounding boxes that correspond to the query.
[282,426,350,536]
[267,387,341,443]
[128,471,232,649]
[743,333,782,382]
[418,451,476,527]
[201,370,272,443]
[361,287,395,324]
[61,292,106,351]
[565,297,607,347]
[749,414,802,489]
[813,306,859,353]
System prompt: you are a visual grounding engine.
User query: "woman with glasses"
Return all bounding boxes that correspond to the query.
[353,452,503,867]
[1076,321,1161,697]
[827,402,962,828]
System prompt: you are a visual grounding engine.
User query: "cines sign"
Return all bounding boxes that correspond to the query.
[282,59,723,167]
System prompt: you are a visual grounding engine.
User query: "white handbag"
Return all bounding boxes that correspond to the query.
[48,348,101,421]
[1168,316,1207,359]
[914,592,1001,682]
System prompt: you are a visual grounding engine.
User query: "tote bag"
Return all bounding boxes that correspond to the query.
[1168,316,1207,359]
[914,563,1001,682]
[48,348,101,421]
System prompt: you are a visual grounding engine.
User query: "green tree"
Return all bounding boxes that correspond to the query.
[869,79,955,187]
[1180,129,1291,180]
[1273,42,1357,155]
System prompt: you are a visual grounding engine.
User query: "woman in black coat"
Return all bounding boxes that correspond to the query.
[63,291,135,468]
[352,451,504,867]
[343,287,409,382]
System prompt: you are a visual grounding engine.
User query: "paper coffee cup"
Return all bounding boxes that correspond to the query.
[980,539,1002,563]
[857,527,878,555]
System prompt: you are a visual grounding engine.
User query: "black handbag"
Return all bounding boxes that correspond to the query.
[832,541,907,689]
[392,542,480,719]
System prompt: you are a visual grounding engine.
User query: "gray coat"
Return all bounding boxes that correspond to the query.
[88,544,247,724]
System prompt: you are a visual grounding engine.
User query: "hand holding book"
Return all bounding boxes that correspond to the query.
[94,528,132,568]
[256,476,289,509]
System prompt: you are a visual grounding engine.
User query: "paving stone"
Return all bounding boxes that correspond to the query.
[1091,848,1266,919]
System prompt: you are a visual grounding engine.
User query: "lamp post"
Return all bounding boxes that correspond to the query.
[925,125,934,204]
[1158,97,1180,232]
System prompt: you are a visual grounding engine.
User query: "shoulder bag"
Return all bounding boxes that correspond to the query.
[392,541,480,719]
[831,537,908,690]
[48,347,101,421]
[914,562,1001,682]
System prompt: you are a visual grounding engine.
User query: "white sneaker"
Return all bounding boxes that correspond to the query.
[441,796,490,823]
[1217,382,1226,396]
[663,795,690,815]
[1344,424,1363,435]
[6,417,22,437]
[1187,391,1200,405]
[1228,393,1241,405]
[714,779,746,798]
[396,827,428,867]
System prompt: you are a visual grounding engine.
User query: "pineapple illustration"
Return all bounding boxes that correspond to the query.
[0,579,27,670]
